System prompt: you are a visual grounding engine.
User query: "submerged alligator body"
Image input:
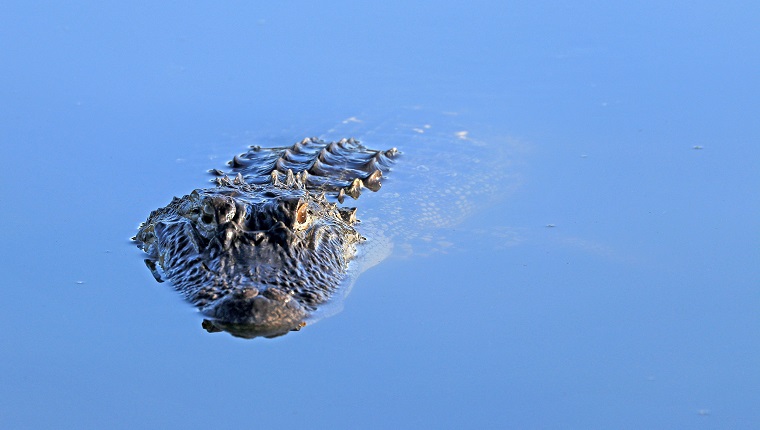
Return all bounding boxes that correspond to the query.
[134,138,398,338]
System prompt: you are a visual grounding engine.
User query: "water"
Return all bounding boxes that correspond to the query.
[2,2,759,429]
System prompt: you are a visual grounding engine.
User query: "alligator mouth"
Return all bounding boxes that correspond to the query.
[201,287,309,339]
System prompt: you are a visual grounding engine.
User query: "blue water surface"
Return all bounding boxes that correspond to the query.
[1,1,758,429]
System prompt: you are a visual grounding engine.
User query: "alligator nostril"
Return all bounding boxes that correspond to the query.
[201,214,213,224]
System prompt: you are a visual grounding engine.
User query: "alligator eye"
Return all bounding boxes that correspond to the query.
[296,202,308,225]
[201,214,213,224]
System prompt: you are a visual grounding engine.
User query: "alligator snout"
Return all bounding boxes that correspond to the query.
[204,286,308,336]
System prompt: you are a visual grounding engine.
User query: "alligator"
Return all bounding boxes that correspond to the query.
[134,138,398,339]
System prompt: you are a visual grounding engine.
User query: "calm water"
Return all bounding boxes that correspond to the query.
[2,2,758,429]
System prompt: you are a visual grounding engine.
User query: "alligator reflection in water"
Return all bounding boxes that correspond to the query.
[134,138,398,339]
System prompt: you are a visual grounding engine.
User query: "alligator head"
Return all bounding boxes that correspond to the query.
[134,174,362,338]
[134,138,397,338]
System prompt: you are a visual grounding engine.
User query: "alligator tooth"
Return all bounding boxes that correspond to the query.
[285,169,296,186]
